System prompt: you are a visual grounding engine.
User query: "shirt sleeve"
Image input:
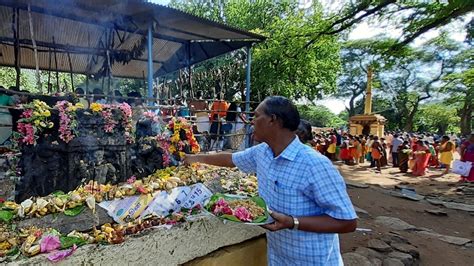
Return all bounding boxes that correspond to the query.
[305,157,357,220]
[231,144,262,174]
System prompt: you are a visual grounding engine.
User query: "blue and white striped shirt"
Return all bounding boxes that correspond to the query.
[232,137,357,265]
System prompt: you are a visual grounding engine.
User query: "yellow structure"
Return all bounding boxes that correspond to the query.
[349,66,386,137]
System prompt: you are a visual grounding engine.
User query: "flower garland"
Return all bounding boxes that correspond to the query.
[90,103,117,133]
[90,102,134,142]
[156,118,200,164]
[117,103,134,144]
[54,101,84,143]
[16,100,53,145]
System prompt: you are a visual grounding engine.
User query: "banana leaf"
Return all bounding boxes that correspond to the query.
[60,236,86,249]
[205,193,269,224]
[64,205,85,217]
[0,210,14,223]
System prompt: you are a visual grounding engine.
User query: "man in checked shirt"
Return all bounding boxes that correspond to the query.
[185,96,357,265]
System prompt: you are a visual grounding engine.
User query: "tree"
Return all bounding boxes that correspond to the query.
[299,0,474,52]
[414,103,460,134]
[337,38,406,116]
[298,104,346,128]
[378,35,464,131]
[170,0,341,101]
[443,67,474,136]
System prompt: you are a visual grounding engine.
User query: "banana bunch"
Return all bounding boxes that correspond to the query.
[19,228,43,257]
[93,223,124,244]
[0,225,18,253]
[66,230,94,244]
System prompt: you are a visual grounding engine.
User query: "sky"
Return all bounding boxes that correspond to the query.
[150,0,470,114]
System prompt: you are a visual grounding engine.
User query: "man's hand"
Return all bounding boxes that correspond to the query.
[261,210,294,231]
[183,154,197,166]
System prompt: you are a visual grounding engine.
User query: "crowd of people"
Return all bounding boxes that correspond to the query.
[295,122,474,183]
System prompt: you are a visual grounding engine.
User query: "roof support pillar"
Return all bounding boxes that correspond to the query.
[147,23,154,106]
[244,45,252,148]
[245,45,252,114]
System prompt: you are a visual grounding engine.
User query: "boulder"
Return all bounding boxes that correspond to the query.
[383,258,404,266]
[417,230,472,246]
[375,216,416,231]
[380,234,410,245]
[390,243,419,258]
[368,239,392,252]
[355,247,384,259]
[342,252,372,266]
[388,251,413,266]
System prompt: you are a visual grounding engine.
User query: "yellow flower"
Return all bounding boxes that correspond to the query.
[42,110,51,117]
[170,134,180,143]
[48,122,54,128]
[34,120,40,126]
[169,146,176,153]
[90,103,103,112]
[179,151,186,159]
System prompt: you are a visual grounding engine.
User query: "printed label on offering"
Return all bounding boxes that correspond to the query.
[98,183,213,223]
[182,183,213,209]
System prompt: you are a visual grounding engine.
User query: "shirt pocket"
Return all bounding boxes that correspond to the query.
[271,181,304,214]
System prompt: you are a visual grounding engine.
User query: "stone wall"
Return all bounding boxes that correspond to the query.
[9,216,266,266]
[14,110,164,202]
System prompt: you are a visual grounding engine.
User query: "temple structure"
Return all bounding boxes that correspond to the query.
[349,66,386,137]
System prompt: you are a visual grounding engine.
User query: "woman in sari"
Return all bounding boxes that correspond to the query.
[340,138,352,165]
[430,140,440,168]
[371,136,383,172]
[412,140,431,176]
[460,134,474,182]
[439,135,455,175]
[352,136,362,165]
[398,141,411,173]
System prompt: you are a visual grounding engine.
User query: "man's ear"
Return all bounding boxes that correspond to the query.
[269,114,276,122]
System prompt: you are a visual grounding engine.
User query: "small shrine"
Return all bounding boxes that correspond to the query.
[349,66,386,137]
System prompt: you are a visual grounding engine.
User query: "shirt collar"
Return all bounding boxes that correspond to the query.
[266,136,303,161]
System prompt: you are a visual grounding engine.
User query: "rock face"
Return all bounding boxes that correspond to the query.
[17,205,113,234]
[15,110,133,201]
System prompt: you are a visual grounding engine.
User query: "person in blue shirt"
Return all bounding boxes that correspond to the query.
[185,96,357,265]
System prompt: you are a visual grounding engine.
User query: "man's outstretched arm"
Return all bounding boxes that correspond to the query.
[184,153,235,167]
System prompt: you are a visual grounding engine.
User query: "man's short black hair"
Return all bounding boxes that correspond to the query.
[262,96,300,131]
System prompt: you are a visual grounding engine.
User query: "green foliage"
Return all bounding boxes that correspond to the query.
[0,67,86,94]
[414,103,460,134]
[297,104,346,128]
[170,0,341,101]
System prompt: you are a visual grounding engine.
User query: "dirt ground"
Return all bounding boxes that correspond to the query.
[337,159,474,266]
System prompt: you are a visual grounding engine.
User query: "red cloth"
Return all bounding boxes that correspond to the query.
[412,146,430,176]
[340,148,352,160]
[461,141,474,182]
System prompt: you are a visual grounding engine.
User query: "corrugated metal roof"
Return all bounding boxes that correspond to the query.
[0,0,264,79]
